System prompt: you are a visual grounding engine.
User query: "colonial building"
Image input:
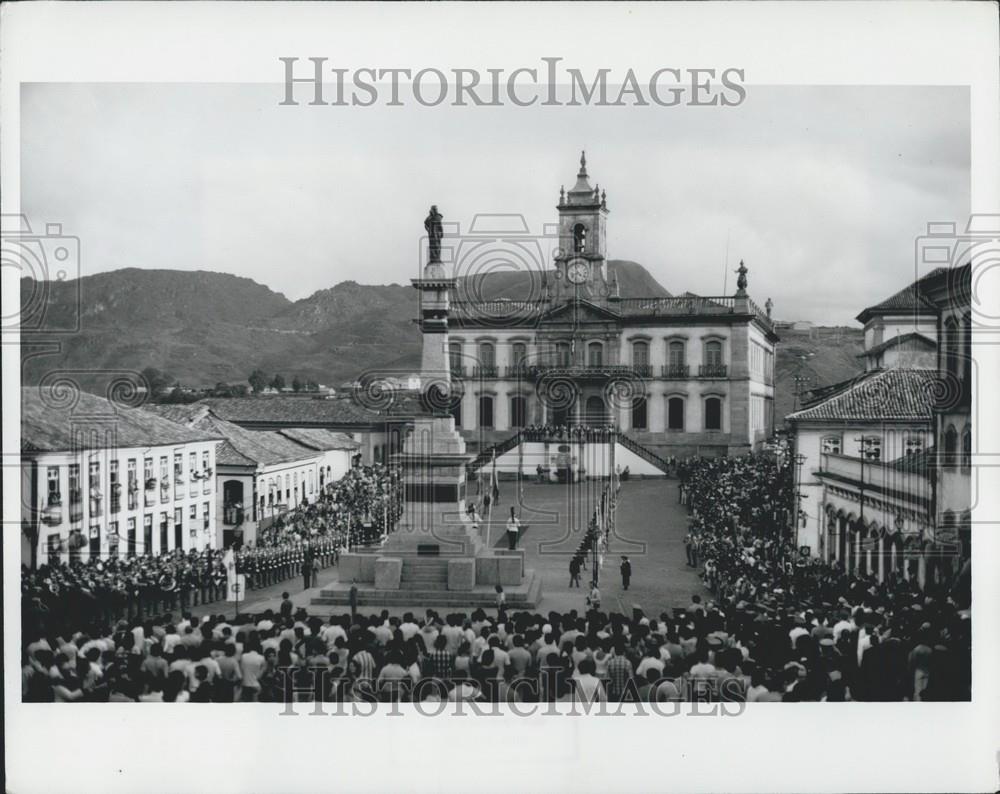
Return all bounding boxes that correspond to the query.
[855,269,940,372]
[21,388,222,568]
[787,264,972,589]
[146,403,359,547]
[921,262,972,589]
[441,154,778,460]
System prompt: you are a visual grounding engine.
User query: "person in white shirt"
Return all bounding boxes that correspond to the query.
[240,647,266,701]
[571,659,607,703]
[506,507,521,550]
[399,614,420,642]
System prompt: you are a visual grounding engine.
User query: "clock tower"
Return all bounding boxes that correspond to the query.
[553,151,609,299]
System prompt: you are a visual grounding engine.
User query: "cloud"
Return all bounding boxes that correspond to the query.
[21,83,969,325]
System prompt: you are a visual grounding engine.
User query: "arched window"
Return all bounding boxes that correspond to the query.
[632,340,649,366]
[704,340,723,367]
[704,396,722,431]
[667,396,685,431]
[479,395,495,429]
[449,341,463,374]
[573,223,587,253]
[821,435,842,455]
[944,317,960,381]
[511,342,527,369]
[962,312,972,395]
[944,424,958,468]
[962,425,972,471]
[555,341,572,367]
[510,395,527,428]
[587,341,604,366]
[478,342,495,371]
[668,340,686,371]
[631,396,648,430]
[585,395,607,424]
[702,339,725,376]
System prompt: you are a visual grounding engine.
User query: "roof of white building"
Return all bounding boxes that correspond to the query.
[21,387,222,453]
[275,427,360,451]
[199,396,398,425]
[786,368,938,423]
[144,404,323,468]
[855,269,945,323]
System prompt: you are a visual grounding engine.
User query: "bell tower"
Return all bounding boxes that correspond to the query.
[553,151,609,298]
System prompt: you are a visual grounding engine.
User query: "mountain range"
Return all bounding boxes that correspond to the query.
[20,262,863,423]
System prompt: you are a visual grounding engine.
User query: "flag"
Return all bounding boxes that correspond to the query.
[491,450,500,504]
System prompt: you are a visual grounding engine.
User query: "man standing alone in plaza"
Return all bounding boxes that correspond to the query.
[506,507,521,551]
[620,556,632,591]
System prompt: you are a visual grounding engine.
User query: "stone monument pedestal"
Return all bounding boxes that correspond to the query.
[313,415,541,610]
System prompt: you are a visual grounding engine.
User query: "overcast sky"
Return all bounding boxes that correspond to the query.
[21,83,968,325]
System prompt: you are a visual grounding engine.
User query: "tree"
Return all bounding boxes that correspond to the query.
[214,382,233,397]
[248,369,268,394]
[141,366,175,400]
[292,375,303,393]
[306,380,320,392]
[270,373,286,391]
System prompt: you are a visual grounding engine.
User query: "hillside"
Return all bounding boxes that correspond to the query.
[773,325,865,423]
[20,264,864,412]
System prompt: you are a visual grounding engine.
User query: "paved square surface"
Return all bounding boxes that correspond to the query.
[193,479,710,619]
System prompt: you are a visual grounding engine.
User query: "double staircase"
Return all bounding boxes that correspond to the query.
[613,430,673,475]
[464,428,674,477]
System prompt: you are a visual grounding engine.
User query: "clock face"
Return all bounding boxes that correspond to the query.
[567,261,589,285]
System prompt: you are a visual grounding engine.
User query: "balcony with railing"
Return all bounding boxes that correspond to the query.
[450,299,550,322]
[471,365,499,378]
[698,363,728,378]
[616,295,737,317]
[449,293,776,334]
[818,453,932,509]
[662,363,690,378]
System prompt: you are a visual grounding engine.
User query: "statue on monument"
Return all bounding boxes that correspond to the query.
[424,205,444,263]
[735,259,748,293]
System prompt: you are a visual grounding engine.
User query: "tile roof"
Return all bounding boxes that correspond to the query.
[144,404,322,468]
[855,269,945,322]
[199,396,394,426]
[858,332,936,359]
[21,387,222,453]
[786,369,938,423]
[276,427,360,451]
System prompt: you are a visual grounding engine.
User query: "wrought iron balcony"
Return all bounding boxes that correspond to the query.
[698,364,728,378]
[471,365,498,378]
[662,363,690,378]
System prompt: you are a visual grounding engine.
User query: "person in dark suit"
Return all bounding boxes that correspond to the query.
[620,556,632,591]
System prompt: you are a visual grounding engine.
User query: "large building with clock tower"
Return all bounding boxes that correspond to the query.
[425,153,778,464]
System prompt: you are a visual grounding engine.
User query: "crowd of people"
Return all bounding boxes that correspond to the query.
[21,451,971,704]
[11,603,815,704]
[257,462,403,551]
[678,453,971,701]
[22,463,404,642]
